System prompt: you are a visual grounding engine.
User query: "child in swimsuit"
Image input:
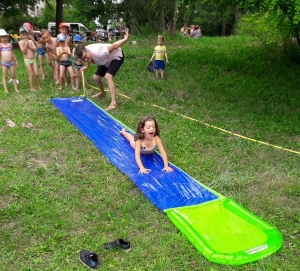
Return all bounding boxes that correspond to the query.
[120,116,173,174]
[18,26,42,91]
[72,35,84,89]
[41,30,60,84]
[32,32,47,80]
[0,29,19,93]
[56,34,76,90]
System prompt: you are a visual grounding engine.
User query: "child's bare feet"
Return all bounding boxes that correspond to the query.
[55,81,59,85]
[72,87,77,90]
[15,89,19,93]
[4,89,8,93]
[58,87,62,90]
[30,88,35,92]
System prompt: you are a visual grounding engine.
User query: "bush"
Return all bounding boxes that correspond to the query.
[236,12,300,63]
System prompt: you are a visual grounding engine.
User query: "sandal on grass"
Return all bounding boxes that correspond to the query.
[92,92,106,98]
[102,239,131,251]
[105,103,117,111]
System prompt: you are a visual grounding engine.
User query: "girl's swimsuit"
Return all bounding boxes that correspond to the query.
[74,63,84,70]
[140,138,157,155]
[0,44,14,67]
[2,61,14,67]
[37,47,46,56]
[0,44,12,52]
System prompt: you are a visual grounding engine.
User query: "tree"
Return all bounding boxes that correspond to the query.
[0,0,39,16]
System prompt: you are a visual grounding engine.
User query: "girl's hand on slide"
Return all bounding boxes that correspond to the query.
[139,168,150,174]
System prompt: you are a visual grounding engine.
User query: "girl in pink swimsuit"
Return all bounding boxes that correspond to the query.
[0,29,19,93]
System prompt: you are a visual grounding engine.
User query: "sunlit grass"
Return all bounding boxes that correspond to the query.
[0,34,299,270]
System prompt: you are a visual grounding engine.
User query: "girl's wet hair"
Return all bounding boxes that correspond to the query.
[134,116,160,141]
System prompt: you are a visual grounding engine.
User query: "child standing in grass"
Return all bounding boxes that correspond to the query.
[56,33,76,90]
[150,35,169,79]
[31,32,47,80]
[72,35,84,89]
[18,26,42,91]
[120,116,173,174]
[0,29,19,93]
[41,30,59,84]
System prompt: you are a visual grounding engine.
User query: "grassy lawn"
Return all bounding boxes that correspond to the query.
[0,34,299,270]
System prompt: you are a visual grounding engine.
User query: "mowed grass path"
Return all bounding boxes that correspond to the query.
[0,35,299,270]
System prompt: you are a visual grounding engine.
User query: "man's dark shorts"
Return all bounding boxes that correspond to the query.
[95,52,124,77]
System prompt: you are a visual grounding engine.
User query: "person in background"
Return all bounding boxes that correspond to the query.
[0,29,19,93]
[180,23,189,37]
[115,20,121,40]
[120,116,173,174]
[150,35,169,79]
[195,25,202,38]
[189,25,195,37]
[167,23,171,34]
[92,29,97,41]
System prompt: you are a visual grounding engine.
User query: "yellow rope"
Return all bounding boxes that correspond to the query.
[81,71,86,98]
[84,80,300,155]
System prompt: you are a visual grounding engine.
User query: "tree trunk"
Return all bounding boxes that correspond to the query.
[55,0,63,36]
[160,9,165,33]
[222,20,226,36]
[172,0,179,33]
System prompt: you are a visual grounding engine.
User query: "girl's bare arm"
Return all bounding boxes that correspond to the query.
[134,140,149,173]
[156,136,173,172]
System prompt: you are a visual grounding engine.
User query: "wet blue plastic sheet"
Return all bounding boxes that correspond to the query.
[50,97,218,211]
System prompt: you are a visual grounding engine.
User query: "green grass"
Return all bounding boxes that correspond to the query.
[0,34,299,270]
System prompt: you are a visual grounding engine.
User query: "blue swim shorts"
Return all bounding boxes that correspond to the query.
[154,60,165,70]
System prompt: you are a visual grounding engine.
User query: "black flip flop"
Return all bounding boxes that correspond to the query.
[102,239,131,251]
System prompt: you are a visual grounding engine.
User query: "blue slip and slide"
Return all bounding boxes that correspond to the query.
[50,97,282,265]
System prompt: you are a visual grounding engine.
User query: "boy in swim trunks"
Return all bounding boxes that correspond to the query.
[0,29,19,93]
[56,33,76,90]
[41,30,60,84]
[18,26,42,91]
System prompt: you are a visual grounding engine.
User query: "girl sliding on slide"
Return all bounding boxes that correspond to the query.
[120,116,173,174]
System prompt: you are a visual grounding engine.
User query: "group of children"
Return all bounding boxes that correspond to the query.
[0,22,84,93]
[1,24,173,174]
[180,24,202,38]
